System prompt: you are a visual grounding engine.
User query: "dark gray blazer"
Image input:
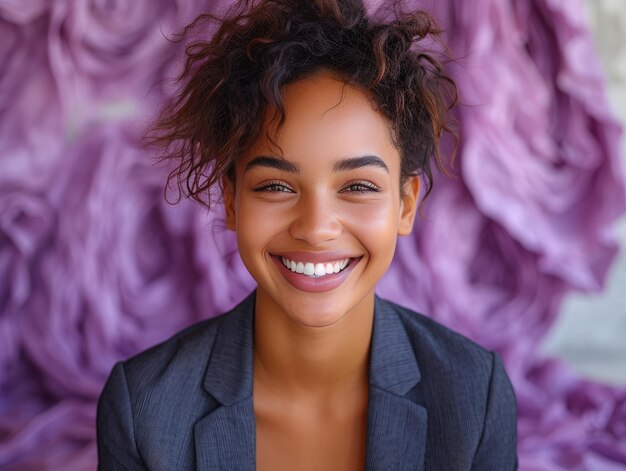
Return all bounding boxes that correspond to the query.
[97,291,517,470]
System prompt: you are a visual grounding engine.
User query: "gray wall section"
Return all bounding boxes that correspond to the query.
[541,0,626,385]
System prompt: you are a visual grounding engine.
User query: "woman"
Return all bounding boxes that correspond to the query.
[97,0,517,469]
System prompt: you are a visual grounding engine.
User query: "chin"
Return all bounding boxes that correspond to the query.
[279,297,355,328]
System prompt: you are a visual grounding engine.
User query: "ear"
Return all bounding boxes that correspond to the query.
[398,175,420,236]
[222,176,237,231]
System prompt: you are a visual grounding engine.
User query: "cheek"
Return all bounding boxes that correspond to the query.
[233,198,288,267]
[345,200,399,224]
[235,204,265,241]
[236,198,289,234]
[342,198,401,251]
[233,192,401,255]
[343,192,401,223]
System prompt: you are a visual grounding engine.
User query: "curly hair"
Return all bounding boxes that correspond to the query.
[149,0,458,209]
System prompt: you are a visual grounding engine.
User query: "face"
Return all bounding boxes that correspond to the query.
[223,70,420,328]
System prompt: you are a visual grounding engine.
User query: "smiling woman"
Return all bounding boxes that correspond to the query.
[96,0,517,470]
[224,73,417,330]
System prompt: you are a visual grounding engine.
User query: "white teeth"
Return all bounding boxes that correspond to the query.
[303,263,315,276]
[280,256,352,277]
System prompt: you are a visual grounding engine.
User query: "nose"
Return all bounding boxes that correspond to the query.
[288,193,342,246]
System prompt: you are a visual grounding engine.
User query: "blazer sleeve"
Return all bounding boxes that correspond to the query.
[97,362,147,471]
[471,352,518,470]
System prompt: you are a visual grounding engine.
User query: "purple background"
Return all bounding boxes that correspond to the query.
[1,0,626,469]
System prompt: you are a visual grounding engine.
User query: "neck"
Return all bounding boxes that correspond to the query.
[253,289,374,397]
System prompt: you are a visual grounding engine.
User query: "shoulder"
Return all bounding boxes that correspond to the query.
[95,315,225,468]
[98,310,228,429]
[376,297,517,466]
[122,313,224,383]
[101,292,254,408]
[376,296,516,425]
[378,296,495,377]
[117,290,255,398]
[97,296,254,468]
[120,291,254,396]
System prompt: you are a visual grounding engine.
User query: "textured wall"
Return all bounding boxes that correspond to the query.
[543,0,626,386]
[1,0,625,469]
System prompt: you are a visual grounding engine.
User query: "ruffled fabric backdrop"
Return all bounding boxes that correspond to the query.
[1,0,625,469]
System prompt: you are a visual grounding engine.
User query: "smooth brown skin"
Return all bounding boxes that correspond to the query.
[223,70,420,470]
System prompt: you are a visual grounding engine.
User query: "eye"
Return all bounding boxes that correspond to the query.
[340,180,381,193]
[253,180,294,193]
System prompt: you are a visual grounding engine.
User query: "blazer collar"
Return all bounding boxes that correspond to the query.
[369,295,421,393]
[365,295,427,470]
[195,291,427,471]
[195,292,257,470]
[201,292,256,406]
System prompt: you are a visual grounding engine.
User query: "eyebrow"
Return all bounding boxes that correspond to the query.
[245,156,299,173]
[332,155,389,173]
[245,155,389,174]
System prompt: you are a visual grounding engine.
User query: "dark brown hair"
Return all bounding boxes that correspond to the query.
[149,0,458,208]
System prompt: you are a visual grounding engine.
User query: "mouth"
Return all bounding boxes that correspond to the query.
[270,253,362,293]
[279,256,352,278]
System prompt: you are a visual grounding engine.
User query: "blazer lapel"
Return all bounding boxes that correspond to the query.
[194,293,257,471]
[194,399,256,471]
[192,292,427,470]
[365,296,427,471]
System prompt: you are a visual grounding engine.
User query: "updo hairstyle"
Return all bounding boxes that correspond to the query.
[150,0,458,208]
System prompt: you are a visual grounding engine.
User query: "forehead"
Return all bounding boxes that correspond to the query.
[244,71,399,168]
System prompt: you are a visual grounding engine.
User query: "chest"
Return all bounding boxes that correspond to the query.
[255,408,367,471]
[254,388,368,471]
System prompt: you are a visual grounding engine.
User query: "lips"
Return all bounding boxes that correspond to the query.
[271,252,361,293]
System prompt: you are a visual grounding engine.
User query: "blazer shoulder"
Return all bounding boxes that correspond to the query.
[123,312,221,378]
[376,297,517,467]
[118,292,257,405]
[378,297,498,382]
[97,292,257,470]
